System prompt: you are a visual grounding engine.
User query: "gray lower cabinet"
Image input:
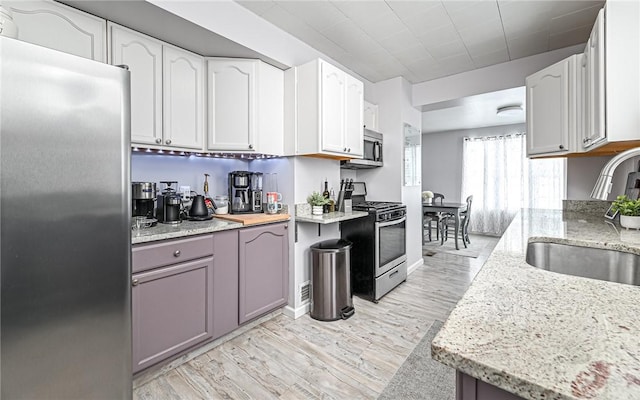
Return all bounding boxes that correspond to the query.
[457,371,524,400]
[239,222,289,324]
[212,230,239,339]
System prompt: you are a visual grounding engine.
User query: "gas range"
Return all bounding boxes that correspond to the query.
[352,201,406,222]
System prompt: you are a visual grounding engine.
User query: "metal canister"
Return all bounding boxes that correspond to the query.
[132,182,156,200]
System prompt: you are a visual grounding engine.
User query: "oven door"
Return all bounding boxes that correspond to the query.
[375,216,407,277]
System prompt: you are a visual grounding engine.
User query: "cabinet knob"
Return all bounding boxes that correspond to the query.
[343,147,347,152]
[155,138,162,144]
[583,138,590,144]
[248,144,253,149]
[173,250,181,257]
[166,139,172,145]
[132,278,139,286]
[348,148,351,152]
[559,145,565,150]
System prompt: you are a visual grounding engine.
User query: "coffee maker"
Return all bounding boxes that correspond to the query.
[157,181,182,224]
[132,182,156,218]
[229,171,263,214]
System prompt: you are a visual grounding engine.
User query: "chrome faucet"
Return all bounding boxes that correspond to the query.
[591,147,640,200]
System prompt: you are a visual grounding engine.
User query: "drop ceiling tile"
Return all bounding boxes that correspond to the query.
[386,0,441,21]
[457,20,505,49]
[330,1,394,25]
[426,39,468,61]
[236,0,277,16]
[259,5,311,34]
[378,29,423,53]
[403,56,440,75]
[551,1,604,17]
[466,38,508,58]
[444,1,501,30]
[549,5,601,35]
[355,13,407,40]
[507,30,550,60]
[549,25,591,50]
[471,47,509,68]
[366,49,397,65]
[276,1,347,32]
[438,53,475,72]
[416,23,461,48]
[404,2,453,31]
[392,44,435,65]
[498,1,553,38]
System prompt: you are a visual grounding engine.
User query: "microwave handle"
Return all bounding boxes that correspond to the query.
[374,141,381,161]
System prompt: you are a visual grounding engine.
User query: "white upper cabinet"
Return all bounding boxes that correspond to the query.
[320,61,346,154]
[6,0,106,61]
[583,8,605,149]
[526,57,571,156]
[344,74,364,157]
[363,101,379,131]
[163,45,205,150]
[206,60,256,152]
[108,23,162,147]
[206,59,284,155]
[290,59,364,159]
[583,2,640,151]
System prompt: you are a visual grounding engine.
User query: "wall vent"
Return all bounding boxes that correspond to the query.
[300,281,311,303]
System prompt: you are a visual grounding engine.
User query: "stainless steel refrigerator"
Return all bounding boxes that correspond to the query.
[0,36,132,398]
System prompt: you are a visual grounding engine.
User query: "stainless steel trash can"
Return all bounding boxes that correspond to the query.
[310,239,355,321]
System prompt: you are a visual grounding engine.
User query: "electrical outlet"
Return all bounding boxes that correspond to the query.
[179,186,191,201]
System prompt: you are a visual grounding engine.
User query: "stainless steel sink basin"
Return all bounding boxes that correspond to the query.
[525,242,640,286]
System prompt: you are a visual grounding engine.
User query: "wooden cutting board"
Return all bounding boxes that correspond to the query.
[213,213,290,225]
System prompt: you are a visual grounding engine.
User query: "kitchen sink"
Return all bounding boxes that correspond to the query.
[525,242,640,286]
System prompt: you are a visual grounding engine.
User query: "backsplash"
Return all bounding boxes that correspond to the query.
[562,200,610,214]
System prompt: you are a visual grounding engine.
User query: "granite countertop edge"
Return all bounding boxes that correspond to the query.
[131,216,291,245]
[431,208,640,400]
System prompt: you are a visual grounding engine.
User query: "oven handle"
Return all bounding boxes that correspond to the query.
[376,216,406,228]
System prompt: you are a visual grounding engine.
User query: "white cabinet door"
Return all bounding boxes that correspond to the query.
[363,101,379,131]
[163,46,204,150]
[584,8,606,149]
[207,60,256,151]
[256,62,284,156]
[320,61,345,153]
[109,23,162,147]
[7,0,106,61]
[526,59,570,156]
[344,74,364,157]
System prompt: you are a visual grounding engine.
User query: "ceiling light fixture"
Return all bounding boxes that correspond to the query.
[496,105,523,116]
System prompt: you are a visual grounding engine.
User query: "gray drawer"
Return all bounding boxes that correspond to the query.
[132,235,214,273]
[375,261,407,301]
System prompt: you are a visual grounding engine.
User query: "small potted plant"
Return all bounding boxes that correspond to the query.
[422,191,434,204]
[611,195,640,229]
[307,191,329,215]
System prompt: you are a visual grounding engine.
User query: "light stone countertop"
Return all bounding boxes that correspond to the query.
[432,209,640,400]
[295,203,369,224]
[132,218,243,245]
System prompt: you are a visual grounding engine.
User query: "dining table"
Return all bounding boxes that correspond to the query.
[422,201,468,250]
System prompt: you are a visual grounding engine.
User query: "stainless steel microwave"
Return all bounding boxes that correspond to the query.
[341,129,383,169]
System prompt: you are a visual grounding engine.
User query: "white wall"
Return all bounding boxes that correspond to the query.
[286,156,342,317]
[412,44,585,107]
[422,124,526,202]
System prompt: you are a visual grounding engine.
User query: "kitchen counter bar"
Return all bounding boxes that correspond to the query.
[295,210,369,224]
[432,209,640,399]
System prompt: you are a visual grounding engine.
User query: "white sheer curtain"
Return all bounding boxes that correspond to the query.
[461,133,565,236]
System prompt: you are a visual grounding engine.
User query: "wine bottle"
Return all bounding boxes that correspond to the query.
[322,179,330,213]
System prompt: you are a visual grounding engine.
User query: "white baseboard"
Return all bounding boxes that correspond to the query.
[407,258,423,275]
[283,303,310,319]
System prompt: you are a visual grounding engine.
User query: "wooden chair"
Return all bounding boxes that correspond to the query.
[441,195,473,247]
[423,193,446,243]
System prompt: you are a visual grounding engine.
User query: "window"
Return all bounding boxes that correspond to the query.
[461,133,565,235]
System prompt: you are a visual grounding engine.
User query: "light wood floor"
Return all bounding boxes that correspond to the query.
[134,234,499,400]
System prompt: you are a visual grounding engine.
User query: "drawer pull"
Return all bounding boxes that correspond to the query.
[389,270,399,279]
[132,278,139,286]
[174,250,181,257]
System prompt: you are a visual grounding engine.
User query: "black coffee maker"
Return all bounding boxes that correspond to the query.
[132,182,156,218]
[229,171,263,214]
[157,181,182,224]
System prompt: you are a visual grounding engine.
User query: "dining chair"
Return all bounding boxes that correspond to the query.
[423,193,446,243]
[441,195,473,247]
